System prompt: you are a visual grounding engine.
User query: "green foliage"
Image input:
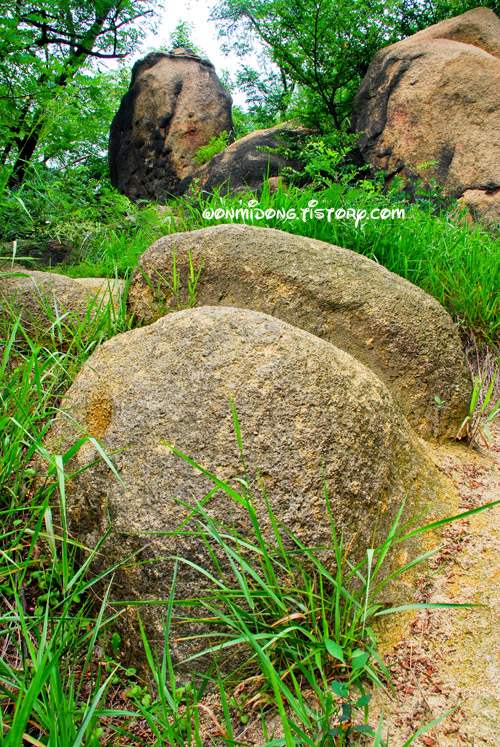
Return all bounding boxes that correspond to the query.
[211,0,403,130]
[457,365,500,448]
[167,20,205,56]
[0,62,129,175]
[397,0,500,37]
[0,289,142,745]
[0,164,189,277]
[194,130,229,166]
[213,0,500,130]
[278,131,363,188]
[2,164,498,342]
[0,266,496,744]
[37,66,131,169]
[235,56,296,126]
[1,1,498,742]
[0,0,157,186]
[231,104,268,138]
[136,244,204,320]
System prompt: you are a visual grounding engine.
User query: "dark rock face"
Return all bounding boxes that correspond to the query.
[1,239,72,268]
[352,8,500,226]
[182,124,307,196]
[108,48,233,201]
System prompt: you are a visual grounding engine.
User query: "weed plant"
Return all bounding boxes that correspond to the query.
[194,131,229,166]
[0,166,185,278]
[0,289,144,744]
[457,364,500,447]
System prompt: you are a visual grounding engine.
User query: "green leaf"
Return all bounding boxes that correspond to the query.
[356,693,371,707]
[330,681,348,699]
[325,638,345,663]
[354,724,375,733]
[111,632,121,653]
[351,649,369,670]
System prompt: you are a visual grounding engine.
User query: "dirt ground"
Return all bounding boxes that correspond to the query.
[370,424,500,746]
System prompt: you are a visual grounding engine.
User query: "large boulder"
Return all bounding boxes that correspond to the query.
[0,266,120,328]
[127,224,471,440]
[48,306,448,670]
[180,124,307,196]
[352,7,500,227]
[108,48,233,201]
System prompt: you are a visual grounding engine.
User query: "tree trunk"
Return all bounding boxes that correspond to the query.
[7,125,44,187]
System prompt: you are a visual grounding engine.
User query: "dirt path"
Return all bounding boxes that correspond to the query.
[372,425,500,745]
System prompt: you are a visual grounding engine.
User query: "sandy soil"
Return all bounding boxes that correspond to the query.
[371,425,500,746]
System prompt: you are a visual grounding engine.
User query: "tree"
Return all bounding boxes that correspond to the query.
[211,0,402,131]
[211,0,500,131]
[235,56,295,126]
[393,0,500,36]
[167,20,205,55]
[0,0,158,186]
[34,66,130,170]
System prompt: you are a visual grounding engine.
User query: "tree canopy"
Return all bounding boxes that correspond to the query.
[211,0,500,130]
[0,0,158,186]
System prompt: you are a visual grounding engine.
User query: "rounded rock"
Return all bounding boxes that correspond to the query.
[128,224,471,440]
[49,306,449,670]
[352,7,500,227]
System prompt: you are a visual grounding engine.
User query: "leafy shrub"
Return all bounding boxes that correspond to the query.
[194,130,229,166]
[0,163,185,277]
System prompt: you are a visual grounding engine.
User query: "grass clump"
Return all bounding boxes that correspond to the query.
[0,290,141,745]
[457,364,500,448]
[144,406,498,745]
[2,161,498,344]
[194,131,229,166]
[0,166,187,278]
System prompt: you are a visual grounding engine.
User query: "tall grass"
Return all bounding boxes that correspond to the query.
[93,412,491,745]
[0,285,142,744]
[0,166,188,279]
[3,166,498,340]
[1,286,499,744]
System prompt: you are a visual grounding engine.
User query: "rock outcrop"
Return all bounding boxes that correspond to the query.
[128,224,471,440]
[352,7,500,227]
[1,238,72,267]
[181,124,307,196]
[108,48,233,201]
[48,306,448,671]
